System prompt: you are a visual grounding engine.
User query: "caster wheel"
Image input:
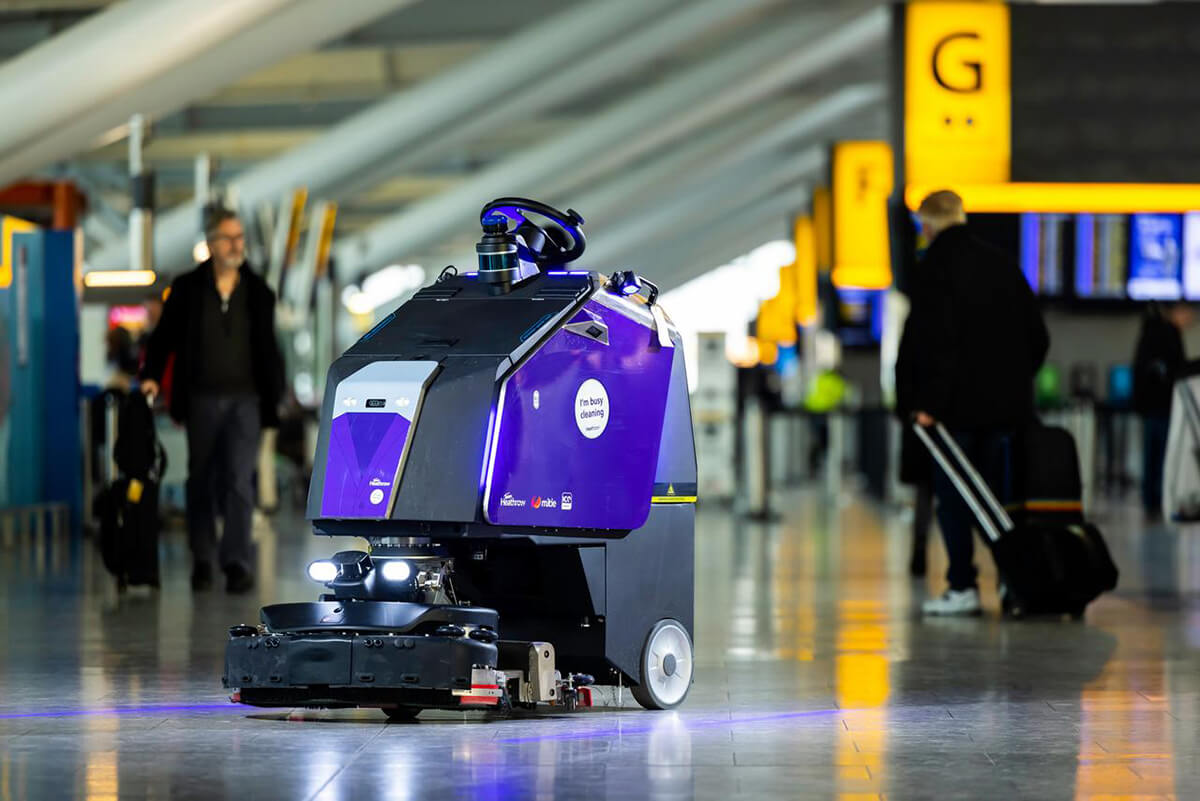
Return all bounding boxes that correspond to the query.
[630,618,693,710]
[382,706,422,722]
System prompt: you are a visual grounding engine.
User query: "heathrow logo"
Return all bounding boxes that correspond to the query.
[500,492,526,508]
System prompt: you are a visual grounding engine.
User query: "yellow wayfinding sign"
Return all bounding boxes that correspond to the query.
[812,187,832,273]
[1,215,37,289]
[793,216,818,327]
[904,1,1010,186]
[831,141,893,290]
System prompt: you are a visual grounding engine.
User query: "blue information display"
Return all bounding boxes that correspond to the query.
[834,288,884,347]
[1127,213,1183,300]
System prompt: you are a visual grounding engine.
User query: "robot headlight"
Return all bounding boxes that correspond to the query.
[307,560,338,583]
[381,560,412,582]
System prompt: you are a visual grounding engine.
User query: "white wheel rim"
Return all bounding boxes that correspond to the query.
[645,622,692,706]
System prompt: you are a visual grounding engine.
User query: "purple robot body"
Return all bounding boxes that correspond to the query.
[483,299,674,529]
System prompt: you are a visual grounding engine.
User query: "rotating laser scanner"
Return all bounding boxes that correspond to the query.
[224,198,696,718]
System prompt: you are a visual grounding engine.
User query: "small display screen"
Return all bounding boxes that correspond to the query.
[1020,212,1070,296]
[834,288,884,347]
[365,398,386,409]
[1127,212,1183,300]
[1074,213,1128,299]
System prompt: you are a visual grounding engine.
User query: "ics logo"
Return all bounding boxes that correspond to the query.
[561,492,573,511]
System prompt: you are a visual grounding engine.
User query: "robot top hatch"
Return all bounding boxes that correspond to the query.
[306,197,696,539]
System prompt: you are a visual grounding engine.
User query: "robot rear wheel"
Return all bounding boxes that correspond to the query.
[630,618,693,710]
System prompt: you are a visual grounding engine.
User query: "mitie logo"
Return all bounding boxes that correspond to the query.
[532,495,557,510]
[932,32,982,93]
[500,492,526,508]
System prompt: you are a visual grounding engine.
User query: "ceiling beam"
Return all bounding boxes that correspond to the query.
[332,0,782,202]
[333,9,888,279]
[0,0,417,190]
[585,147,823,269]
[0,0,295,158]
[87,0,678,271]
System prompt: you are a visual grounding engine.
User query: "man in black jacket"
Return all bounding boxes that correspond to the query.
[898,190,1049,615]
[141,206,285,593]
[1133,301,1192,518]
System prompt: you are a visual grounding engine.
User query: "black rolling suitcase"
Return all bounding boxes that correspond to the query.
[914,422,1118,618]
[96,392,166,590]
[1011,424,1085,522]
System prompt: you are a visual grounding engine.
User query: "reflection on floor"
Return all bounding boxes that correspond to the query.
[0,489,1198,800]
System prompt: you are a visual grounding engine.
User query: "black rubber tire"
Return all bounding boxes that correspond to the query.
[630,618,693,711]
[382,706,422,722]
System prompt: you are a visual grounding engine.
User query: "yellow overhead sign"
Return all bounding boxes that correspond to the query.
[0,215,37,290]
[812,186,832,273]
[831,141,893,290]
[757,294,795,348]
[904,1,1010,186]
[793,215,818,327]
[314,202,338,279]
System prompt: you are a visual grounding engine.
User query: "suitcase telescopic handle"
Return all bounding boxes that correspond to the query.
[930,422,1015,531]
[912,423,1009,544]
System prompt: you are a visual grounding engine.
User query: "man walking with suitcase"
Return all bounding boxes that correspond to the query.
[140,205,285,593]
[898,190,1050,615]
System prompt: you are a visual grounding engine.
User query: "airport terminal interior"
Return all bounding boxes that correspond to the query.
[2,1,1200,799]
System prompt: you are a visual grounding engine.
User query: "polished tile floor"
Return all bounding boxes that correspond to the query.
[1,489,1199,800]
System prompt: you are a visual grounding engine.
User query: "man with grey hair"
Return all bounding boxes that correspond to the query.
[141,205,285,593]
[898,189,1049,616]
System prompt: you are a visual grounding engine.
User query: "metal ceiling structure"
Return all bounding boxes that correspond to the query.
[1,0,889,292]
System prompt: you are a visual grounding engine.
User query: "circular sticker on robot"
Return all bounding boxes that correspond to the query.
[574,378,609,439]
[369,488,385,505]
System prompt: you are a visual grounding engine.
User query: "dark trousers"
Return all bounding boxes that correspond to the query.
[913,482,934,556]
[1142,415,1170,514]
[186,395,260,574]
[931,428,1012,592]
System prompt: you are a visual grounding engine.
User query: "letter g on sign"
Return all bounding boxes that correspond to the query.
[932,31,982,93]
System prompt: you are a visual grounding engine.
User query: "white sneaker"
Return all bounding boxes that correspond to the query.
[922,588,982,616]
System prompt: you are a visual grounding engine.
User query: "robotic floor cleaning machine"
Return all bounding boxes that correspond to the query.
[224,198,696,717]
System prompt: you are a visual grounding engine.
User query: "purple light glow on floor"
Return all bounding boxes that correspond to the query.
[498,707,846,744]
[0,702,239,720]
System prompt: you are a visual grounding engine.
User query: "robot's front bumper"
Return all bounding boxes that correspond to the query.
[224,631,499,708]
